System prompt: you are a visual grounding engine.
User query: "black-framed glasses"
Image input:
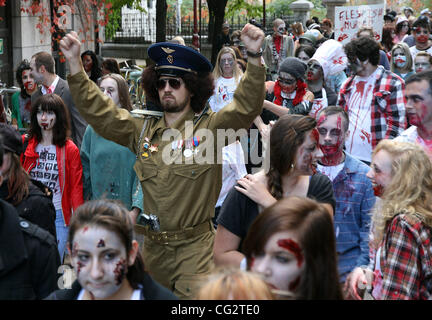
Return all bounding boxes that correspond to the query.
[156,78,182,90]
[278,77,296,85]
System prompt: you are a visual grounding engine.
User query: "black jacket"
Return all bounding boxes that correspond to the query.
[0,179,56,239]
[45,273,178,300]
[0,199,60,299]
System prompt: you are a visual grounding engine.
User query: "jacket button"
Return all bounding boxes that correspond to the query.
[20,221,29,229]
[191,171,196,175]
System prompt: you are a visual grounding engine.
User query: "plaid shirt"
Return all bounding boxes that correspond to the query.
[337,66,406,148]
[373,213,432,300]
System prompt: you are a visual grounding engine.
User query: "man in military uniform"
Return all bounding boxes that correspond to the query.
[59,23,265,299]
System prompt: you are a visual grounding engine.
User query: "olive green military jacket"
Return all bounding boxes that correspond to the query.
[68,63,265,232]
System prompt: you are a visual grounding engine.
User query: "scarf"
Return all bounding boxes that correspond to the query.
[273,79,307,107]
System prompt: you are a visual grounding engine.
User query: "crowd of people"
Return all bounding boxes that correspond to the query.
[1,6,432,301]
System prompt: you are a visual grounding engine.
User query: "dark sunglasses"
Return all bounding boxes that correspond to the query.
[156,78,182,90]
[278,77,296,85]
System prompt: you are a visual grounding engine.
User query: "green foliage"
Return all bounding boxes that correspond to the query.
[225,0,263,19]
[266,0,293,16]
[104,0,147,40]
[106,0,146,11]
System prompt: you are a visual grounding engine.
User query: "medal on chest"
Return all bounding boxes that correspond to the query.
[142,137,158,158]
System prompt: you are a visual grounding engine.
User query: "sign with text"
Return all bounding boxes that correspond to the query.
[334,3,385,45]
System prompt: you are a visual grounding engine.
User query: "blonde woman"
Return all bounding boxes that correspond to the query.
[195,267,275,300]
[208,46,243,112]
[346,140,432,300]
[390,43,414,80]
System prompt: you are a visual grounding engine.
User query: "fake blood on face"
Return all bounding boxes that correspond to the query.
[114,259,127,286]
[373,184,385,197]
[277,239,303,267]
[97,239,105,248]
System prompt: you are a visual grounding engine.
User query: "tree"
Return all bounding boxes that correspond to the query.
[206,0,228,65]
[156,0,168,42]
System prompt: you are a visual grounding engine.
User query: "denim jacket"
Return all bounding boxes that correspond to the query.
[329,153,376,282]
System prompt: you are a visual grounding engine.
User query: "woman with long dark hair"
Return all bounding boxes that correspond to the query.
[45,200,177,300]
[81,50,102,83]
[21,94,83,262]
[213,114,335,268]
[243,196,343,299]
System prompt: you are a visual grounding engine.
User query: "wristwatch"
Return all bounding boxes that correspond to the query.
[246,48,263,58]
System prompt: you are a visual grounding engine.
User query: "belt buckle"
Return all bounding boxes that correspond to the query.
[159,231,169,245]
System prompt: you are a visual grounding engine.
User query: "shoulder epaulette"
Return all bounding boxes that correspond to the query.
[18,217,57,247]
[131,109,164,119]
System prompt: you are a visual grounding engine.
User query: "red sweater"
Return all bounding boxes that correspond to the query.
[21,136,83,226]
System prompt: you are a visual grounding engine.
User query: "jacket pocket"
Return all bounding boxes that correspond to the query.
[374,91,390,112]
[134,161,158,182]
[172,164,211,180]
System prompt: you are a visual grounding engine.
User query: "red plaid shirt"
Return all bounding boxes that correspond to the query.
[337,66,406,148]
[374,213,432,300]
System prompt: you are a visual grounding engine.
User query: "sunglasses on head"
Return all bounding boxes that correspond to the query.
[156,78,182,90]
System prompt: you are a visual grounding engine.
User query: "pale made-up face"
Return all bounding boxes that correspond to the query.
[306,60,322,82]
[220,52,235,78]
[100,77,120,107]
[70,226,134,299]
[414,55,431,73]
[392,48,407,68]
[317,113,349,156]
[366,149,394,197]
[22,69,36,93]
[297,50,311,63]
[251,231,304,292]
[37,108,56,131]
[278,71,297,94]
[294,129,323,175]
[405,79,432,128]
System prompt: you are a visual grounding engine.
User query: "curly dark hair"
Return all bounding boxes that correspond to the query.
[29,93,71,147]
[141,67,215,113]
[344,36,380,66]
[15,60,32,99]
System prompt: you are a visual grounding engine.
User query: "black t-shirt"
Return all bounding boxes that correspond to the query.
[216,173,335,251]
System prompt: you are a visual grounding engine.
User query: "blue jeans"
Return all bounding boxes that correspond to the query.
[55,209,69,263]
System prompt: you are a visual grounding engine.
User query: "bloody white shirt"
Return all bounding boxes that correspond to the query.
[345,68,379,162]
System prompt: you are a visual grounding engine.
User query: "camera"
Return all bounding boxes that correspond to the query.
[136,212,160,232]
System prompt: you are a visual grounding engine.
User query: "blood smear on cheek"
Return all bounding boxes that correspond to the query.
[114,259,127,286]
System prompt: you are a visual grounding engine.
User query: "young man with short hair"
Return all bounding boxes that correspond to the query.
[316,106,376,284]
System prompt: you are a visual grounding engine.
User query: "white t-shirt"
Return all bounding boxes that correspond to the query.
[30,144,62,210]
[77,289,141,300]
[395,125,432,157]
[309,88,328,119]
[317,162,345,182]
[345,68,379,162]
[216,141,247,208]
[208,76,241,112]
